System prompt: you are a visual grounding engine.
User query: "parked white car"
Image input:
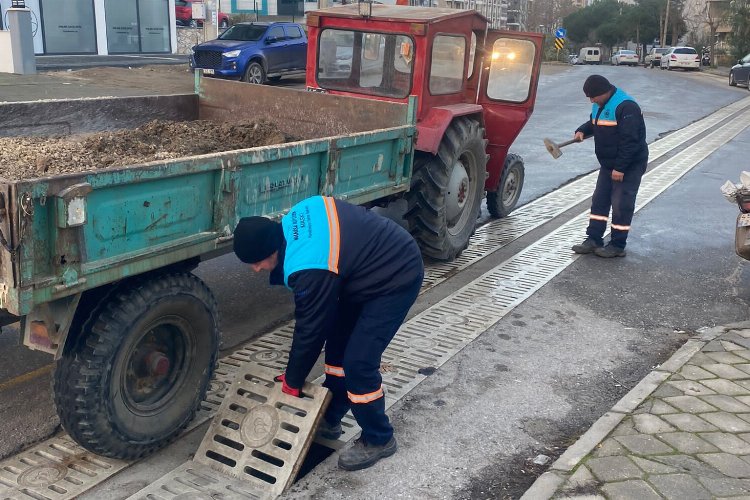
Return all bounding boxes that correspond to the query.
[660,46,700,71]
[610,50,638,66]
[644,47,669,68]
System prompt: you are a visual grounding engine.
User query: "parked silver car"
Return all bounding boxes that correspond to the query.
[644,47,669,68]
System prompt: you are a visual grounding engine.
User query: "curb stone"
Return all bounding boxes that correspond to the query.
[521,328,728,500]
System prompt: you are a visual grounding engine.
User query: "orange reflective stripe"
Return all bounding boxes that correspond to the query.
[323,197,340,274]
[596,119,618,126]
[611,224,631,231]
[347,387,384,404]
[324,364,345,377]
[589,214,608,222]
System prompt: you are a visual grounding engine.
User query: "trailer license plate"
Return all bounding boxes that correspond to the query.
[738,213,750,227]
[202,69,215,75]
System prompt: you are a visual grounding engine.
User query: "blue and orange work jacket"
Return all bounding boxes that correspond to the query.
[576,87,648,172]
[269,196,423,389]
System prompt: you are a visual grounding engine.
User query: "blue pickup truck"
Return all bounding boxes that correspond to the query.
[190,22,307,84]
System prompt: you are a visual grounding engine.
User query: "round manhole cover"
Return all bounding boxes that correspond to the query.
[18,464,67,487]
[443,314,467,325]
[406,337,438,350]
[240,404,279,447]
[249,350,283,362]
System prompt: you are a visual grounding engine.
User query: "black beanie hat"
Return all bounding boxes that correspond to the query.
[233,217,283,264]
[583,74,614,97]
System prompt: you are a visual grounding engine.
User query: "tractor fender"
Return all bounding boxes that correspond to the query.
[416,104,484,155]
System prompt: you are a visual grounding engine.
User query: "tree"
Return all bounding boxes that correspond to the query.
[728,0,750,60]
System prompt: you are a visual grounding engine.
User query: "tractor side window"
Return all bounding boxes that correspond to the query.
[317,29,414,98]
[486,38,535,103]
[430,35,466,95]
[468,32,477,79]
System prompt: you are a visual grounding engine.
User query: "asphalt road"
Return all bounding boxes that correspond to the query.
[1,63,749,498]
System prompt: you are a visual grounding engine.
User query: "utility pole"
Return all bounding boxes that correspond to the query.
[660,0,671,47]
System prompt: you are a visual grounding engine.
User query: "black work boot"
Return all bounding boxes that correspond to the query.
[316,419,343,440]
[571,238,602,254]
[338,436,398,471]
[594,243,626,258]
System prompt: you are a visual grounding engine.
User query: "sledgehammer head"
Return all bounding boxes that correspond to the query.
[544,138,562,159]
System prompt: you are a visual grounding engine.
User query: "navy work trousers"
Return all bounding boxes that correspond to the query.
[587,159,647,249]
[322,272,423,445]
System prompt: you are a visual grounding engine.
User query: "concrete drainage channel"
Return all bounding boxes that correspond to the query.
[1,97,749,500]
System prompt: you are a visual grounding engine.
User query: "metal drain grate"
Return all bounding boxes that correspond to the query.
[125,461,269,500]
[3,97,749,500]
[0,436,127,500]
[192,365,330,498]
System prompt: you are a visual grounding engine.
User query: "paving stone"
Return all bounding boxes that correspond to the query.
[667,380,717,396]
[690,351,725,366]
[696,476,750,497]
[631,456,678,474]
[632,414,676,434]
[592,438,626,458]
[724,337,750,350]
[656,432,720,454]
[586,456,643,482]
[699,432,750,454]
[701,412,750,433]
[698,452,750,478]
[737,380,750,392]
[704,340,728,352]
[736,349,750,360]
[662,413,719,432]
[706,351,749,364]
[648,399,678,415]
[567,464,597,487]
[679,364,717,380]
[601,480,661,500]
[700,395,750,412]
[700,379,750,395]
[611,418,639,436]
[702,363,750,380]
[614,434,674,455]
[723,340,746,351]
[648,473,712,499]
[557,495,605,500]
[737,365,750,377]
[652,383,685,397]
[663,395,719,413]
[652,454,728,477]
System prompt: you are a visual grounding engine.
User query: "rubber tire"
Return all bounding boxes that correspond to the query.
[730,72,737,86]
[405,117,487,261]
[487,153,524,218]
[53,272,220,460]
[243,61,266,84]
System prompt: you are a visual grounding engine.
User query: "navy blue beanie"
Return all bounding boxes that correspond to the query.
[583,74,614,97]
[233,217,283,264]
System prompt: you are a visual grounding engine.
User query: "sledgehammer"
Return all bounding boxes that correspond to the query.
[543,137,585,159]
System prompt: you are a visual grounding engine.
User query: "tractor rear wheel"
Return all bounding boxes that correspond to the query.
[487,153,524,218]
[405,117,487,261]
[53,272,220,459]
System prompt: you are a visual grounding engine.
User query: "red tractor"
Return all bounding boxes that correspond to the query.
[306,5,543,260]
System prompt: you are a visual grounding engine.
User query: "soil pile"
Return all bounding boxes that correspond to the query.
[0,119,291,180]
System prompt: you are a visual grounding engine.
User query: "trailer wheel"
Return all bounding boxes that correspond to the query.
[487,154,524,218]
[53,272,219,460]
[405,117,487,261]
[244,62,266,85]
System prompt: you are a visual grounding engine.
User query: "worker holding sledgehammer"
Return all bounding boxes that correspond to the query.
[571,74,649,258]
[233,195,424,471]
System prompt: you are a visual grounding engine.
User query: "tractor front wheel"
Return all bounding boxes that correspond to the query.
[53,272,220,459]
[487,153,525,218]
[405,117,487,261]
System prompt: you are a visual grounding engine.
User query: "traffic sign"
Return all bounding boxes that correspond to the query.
[554,38,565,50]
[555,27,566,39]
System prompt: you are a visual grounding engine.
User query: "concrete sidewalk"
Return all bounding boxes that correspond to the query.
[524,322,750,499]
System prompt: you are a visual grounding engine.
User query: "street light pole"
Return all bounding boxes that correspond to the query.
[660,0,670,47]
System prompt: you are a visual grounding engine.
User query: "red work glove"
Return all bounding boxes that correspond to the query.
[274,373,301,397]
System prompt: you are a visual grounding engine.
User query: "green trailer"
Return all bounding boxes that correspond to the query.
[0,77,416,458]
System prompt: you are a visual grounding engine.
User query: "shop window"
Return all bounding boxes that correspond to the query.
[41,0,97,54]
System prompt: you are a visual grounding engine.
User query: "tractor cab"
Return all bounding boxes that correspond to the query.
[306,5,543,260]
